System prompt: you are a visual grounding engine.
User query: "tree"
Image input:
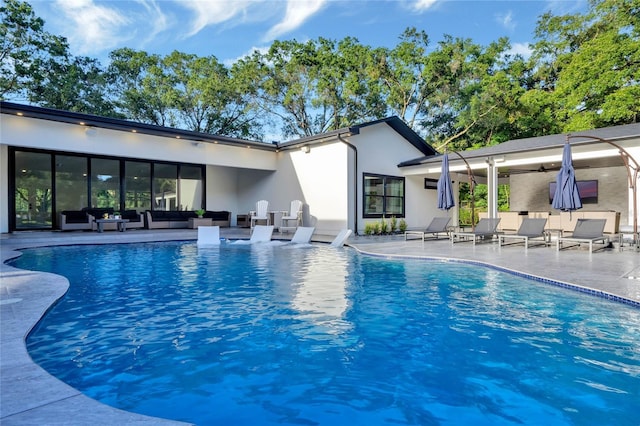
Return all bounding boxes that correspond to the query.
[530,0,640,131]
[0,0,68,100]
[245,37,384,138]
[376,28,432,129]
[28,54,117,116]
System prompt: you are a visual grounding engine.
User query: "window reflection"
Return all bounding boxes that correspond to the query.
[91,158,119,208]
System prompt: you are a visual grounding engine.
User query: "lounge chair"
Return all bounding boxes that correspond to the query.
[556,219,609,252]
[404,217,451,241]
[197,226,220,246]
[331,229,352,247]
[290,226,315,243]
[498,218,548,249]
[250,200,270,231]
[250,225,274,243]
[451,218,501,245]
[281,200,303,232]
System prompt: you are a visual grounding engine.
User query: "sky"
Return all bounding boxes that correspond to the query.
[29,0,588,66]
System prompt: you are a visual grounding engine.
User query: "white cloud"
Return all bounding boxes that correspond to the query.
[496,10,516,32]
[180,0,253,37]
[55,0,131,55]
[412,0,438,12]
[508,42,532,59]
[223,45,271,67]
[136,0,170,45]
[263,0,327,41]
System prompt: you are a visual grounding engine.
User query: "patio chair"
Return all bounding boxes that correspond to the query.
[556,219,609,253]
[451,218,501,245]
[404,217,452,241]
[197,226,220,246]
[290,226,315,243]
[250,225,274,243]
[281,200,303,232]
[250,200,270,231]
[331,229,352,247]
[498,218,548,249]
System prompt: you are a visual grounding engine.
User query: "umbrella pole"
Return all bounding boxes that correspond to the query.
[567,135,640,250]
[453,151,476,231]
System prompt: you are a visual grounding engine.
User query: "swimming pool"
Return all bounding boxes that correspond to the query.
[14,241,640,425]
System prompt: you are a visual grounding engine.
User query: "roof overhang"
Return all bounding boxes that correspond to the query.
[1,101,277,152]
[399,124,640,178]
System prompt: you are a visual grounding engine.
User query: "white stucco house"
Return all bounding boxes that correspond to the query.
[0,102,437,235]
[1,101,638,238]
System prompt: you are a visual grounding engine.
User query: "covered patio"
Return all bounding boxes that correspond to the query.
[399,124,640,247]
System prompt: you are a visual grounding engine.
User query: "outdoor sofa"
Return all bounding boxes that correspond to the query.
[145,210,230,229]
[59,208,144,231]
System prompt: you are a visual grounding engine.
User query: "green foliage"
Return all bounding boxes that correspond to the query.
[390,216,398,232]
[364,222,376,235]
[459,183,510,225]
[399,219,407,233]
[378,217,389,234]
[3,0,637,142]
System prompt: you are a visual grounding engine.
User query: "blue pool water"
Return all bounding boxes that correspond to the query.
[14,241,640,425]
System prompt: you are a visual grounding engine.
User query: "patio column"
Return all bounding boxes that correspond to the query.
[486,157,499,219]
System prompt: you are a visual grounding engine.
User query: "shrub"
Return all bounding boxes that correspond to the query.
[364,222,376,235]
[390,216,397,232]
[379,217,389,234]
[399,219,407,232]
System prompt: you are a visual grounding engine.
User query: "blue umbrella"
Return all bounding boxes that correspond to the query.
[437,154,455,210]
[552,142,583,212]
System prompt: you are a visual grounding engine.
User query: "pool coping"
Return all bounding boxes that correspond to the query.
[2,229,639,424]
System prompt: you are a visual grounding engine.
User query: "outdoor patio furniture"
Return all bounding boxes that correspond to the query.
[250,200,270,231]
[498,218,549,249]
[59,210,92,231]
[250,225,274,243]
[557,218,609,252]
[404,217,451,241]
[145,210,230,229]
[331,229,352,247]
[197,226,220,246]
[451,218,502,245]
[280,200,303,232]
[290,226,315,243]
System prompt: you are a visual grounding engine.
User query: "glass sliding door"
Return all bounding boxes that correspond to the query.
[153,164,178,211]
[91,158,120,209]
[125,161,151,212]
[55,155,88,211]
[14,151,53,229]
[179,165,203,211]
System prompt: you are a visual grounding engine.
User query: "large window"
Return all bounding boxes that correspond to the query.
[55,155,88,212]
[14,151,52,229]
[363,173,405,218]
[125,161,151,211]
[9,148,205,231]
[153,164,178,211]
[179,165,203,211]
[91,158,120,209]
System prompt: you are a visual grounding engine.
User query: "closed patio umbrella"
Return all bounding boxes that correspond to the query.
[552,142,583,212]
[437,153,455,210]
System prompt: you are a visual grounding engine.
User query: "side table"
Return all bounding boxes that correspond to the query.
[188,217,212,229]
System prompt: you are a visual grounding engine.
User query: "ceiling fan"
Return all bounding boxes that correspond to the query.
[504,164,560,175]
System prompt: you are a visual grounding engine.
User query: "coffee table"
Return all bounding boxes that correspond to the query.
[95,218,129,233]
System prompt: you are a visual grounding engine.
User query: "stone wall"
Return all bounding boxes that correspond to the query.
[509,165,629,224]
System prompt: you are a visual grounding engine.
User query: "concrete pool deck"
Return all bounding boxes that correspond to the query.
[1,228,639,425]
